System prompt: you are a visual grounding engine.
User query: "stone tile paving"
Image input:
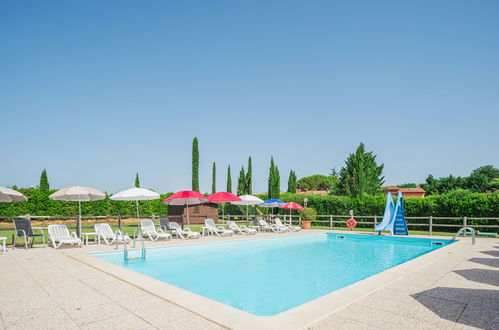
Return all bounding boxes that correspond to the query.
[0,233,497,329]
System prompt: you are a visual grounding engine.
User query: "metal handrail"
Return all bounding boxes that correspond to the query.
[451,226,475,245]
[122,229,146,261]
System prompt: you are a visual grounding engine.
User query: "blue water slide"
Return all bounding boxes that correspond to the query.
[375,192,395,232]
[389,192,409,235]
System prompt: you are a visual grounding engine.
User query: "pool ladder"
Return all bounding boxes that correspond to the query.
[451,226,475,245]
[118,229,146,261]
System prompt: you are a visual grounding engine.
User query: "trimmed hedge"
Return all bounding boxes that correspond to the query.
[0,188,172,217]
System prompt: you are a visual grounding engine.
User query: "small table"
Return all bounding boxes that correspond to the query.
[0,237,6,252]
[201,226,213,236]
[81,232,100,245]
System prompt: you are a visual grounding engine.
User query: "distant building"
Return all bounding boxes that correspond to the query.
[167,203,219,224]
[296,189,330,195]
[382,186,426,198]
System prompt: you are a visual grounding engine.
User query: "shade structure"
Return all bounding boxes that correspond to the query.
[49,186,106,237]
[162,191,208,227]
[280,202,304,225]
[0,186,27,203]
[231,195,264,224]
[110,188,160,219]
[280,202,304,210]
[207,192,241,222]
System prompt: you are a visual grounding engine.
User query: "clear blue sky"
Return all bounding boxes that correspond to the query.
[1,0,498,194]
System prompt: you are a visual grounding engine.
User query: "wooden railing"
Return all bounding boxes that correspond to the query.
[0,214,498,236]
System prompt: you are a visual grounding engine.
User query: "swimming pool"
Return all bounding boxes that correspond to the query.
[92,233,452,316]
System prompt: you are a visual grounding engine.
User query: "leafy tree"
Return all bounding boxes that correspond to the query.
[246,156,252,195]
[397,183,417,188]
[287,170,297,193]
[237,167,246,196]
[470,165,499,181]
[211,162,216,194]
[192,137,199,191]
[297,174,338,191]
[226,165,232,193]
[135,173,140,188]
[337,143,384,196]
[39,169,49,191]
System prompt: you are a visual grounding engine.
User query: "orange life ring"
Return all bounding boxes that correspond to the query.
[346,218,357,229]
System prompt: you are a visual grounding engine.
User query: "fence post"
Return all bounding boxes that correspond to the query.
[429,216,433,236]
[329,215,333,229]
[463,217,467,236]
[374,215,377,226]
[152,214,156,223]
[118,214,122,230]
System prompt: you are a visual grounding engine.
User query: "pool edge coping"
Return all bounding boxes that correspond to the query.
[69,231,460,330]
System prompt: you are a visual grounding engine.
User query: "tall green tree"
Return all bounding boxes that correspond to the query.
[267,157,281,199]
[297,174,338,191]
[212,162,216,194]
[226,165,232,193]
[287,170,297,193]
[338,143,384,196]
[39,169,50,191]
[246,156,252,195]
[192,137,199,191]
[237,166,246,196]
[135,173,140,188]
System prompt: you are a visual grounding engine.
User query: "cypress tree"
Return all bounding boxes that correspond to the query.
[192,137,199,191]
[246,156,252,195]
[237,166,246,196]
[287,170,297,193]
[274,166,281,199]
[39,169,50,191]
[268,157,275,199]
[135,173,140,188]
[212,162,216,194]
[227,165,232,193]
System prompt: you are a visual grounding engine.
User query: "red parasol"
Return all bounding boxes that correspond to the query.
[163,191,208,226]
[207,192,241,222]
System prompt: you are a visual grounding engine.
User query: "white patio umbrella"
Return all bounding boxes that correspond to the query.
[0,186,28,203]
[110,188,160,219]
[231,195,264,225]
[49,186,105,237]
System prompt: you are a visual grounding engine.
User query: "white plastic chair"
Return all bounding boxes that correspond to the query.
[204,219,234,236]
[0,237,6,253]
[170,222,200,239]
[275,218,301,232]
[227,221,256,235]
[94,223,130,245]
[259,220,286,233]
[140,220,172,241]
[48,225,82,249]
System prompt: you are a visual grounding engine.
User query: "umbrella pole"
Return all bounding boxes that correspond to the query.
[246,205,249,226]
[186,200,190,228]
[136,200,140,219]
[78,200,82,238]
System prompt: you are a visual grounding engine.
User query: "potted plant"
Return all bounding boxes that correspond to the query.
[299,207,317,229]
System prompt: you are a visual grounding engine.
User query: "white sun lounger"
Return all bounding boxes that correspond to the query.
[140,220,172,241]
[227,221,256,235]
[170,222,200,239]
[259,220,287,233]
[204,219,234,236]
[94,223,130,245]
[275,218,301,232]
[48,224,83,249]
[0,237,6,252]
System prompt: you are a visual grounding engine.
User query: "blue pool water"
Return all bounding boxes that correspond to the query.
[92,233,452,316]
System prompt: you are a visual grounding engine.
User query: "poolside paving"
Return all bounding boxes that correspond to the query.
[0,230,497,329]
